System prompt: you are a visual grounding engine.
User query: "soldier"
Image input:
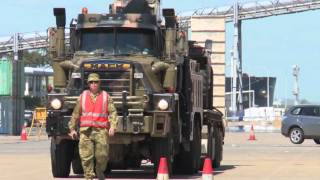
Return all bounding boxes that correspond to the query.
[69,73,118,180]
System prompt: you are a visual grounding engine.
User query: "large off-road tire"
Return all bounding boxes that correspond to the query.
[213,127,223,168]
[51,138,73,177]
[72,158,83,174]
[152,136,174,176]
[207,124,215,165]
[174,121,201,174]
[104,166,111,175]
[72,145,84,174]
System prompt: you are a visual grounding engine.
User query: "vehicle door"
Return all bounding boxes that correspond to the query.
[310,106,320,136]
[299,106,320,136]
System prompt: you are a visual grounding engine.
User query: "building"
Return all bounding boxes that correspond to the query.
[225,74,277,112]
[24,66,53,98]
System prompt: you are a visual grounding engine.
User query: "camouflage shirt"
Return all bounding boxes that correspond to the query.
[69,90,118,131]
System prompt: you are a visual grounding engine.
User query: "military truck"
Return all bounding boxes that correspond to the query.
[46,0,224,177]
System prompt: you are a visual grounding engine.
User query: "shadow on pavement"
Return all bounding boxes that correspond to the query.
[66,165,243,179]
[106,166,202,179]
[214,164,253,175]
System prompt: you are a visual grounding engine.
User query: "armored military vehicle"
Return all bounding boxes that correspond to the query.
[46,0,224,177]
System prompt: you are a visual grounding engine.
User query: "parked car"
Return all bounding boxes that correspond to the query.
[281,105,320,144]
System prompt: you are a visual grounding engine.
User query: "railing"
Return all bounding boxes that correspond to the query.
[0,31,70,54]
[179,0,320,27]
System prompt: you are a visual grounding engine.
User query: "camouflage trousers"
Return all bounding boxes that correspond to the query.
[79,127,109,180]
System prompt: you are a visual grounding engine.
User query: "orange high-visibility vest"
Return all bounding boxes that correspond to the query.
[80,90,109,128]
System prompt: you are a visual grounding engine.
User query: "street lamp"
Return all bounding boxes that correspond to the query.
[249,73,253,108]
[292,65,300,105]
[267,75,270,107]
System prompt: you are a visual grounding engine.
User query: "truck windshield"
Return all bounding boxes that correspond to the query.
[79,28,155,55]
[79,29,114,53]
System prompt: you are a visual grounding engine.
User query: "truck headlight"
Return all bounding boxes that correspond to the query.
[51,98,62,110]
[158,99,169,110]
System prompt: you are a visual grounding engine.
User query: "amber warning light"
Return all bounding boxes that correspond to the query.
[82,7,88,14]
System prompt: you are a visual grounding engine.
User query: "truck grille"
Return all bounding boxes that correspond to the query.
[100,71,131,96]
[84,70,131,96]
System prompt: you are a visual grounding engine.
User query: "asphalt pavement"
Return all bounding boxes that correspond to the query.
[0,131,319,180]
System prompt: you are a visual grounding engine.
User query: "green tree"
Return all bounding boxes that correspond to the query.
[23,49,50,67]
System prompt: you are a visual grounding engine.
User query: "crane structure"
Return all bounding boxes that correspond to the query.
[180,0,320,24]
[1,0,320,119]
[0,32,71,55]
[2,0,320,53]
[181,0,320,119]
[0,32,48,54]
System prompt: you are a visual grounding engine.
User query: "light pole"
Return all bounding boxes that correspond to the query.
[267,75,270,107]
[230,0,244,120]
[248,73,251,108]
[230,50,237,117]
[292,65,300,105]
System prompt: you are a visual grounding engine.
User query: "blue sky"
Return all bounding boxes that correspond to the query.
[0,0,319,103]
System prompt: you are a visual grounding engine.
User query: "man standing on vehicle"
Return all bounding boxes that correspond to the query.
[69,73,118,180]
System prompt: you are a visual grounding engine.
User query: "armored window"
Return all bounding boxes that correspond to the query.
[116,28,155,55]
[79,29,115,53]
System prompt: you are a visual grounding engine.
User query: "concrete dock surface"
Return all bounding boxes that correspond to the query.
[0,131,319,180]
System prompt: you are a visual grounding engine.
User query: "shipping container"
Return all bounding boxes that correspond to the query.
[0,58,13,96]
[0,96,11,134]
[0,58,24,97]
[0,96,24,135]
[12,60,25,98]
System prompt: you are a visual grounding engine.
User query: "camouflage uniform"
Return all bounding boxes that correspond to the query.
[69,76,118,180]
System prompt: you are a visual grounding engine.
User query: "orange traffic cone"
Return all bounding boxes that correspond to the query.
[156,157,169,180]
[20,124,27,141]
[248,124,256,141]
[202,158,214,180]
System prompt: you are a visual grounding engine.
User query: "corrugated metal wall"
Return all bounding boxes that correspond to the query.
[0,58,13,95]
[0,58,25,135]
[0,97,12,134]
[0,96,24,134]
[12,59,25,135]
[12,60,25,98]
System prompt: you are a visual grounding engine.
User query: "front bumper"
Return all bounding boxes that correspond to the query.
[46,110,172,138]
[280,122,289,137]
[46,110,71,136]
